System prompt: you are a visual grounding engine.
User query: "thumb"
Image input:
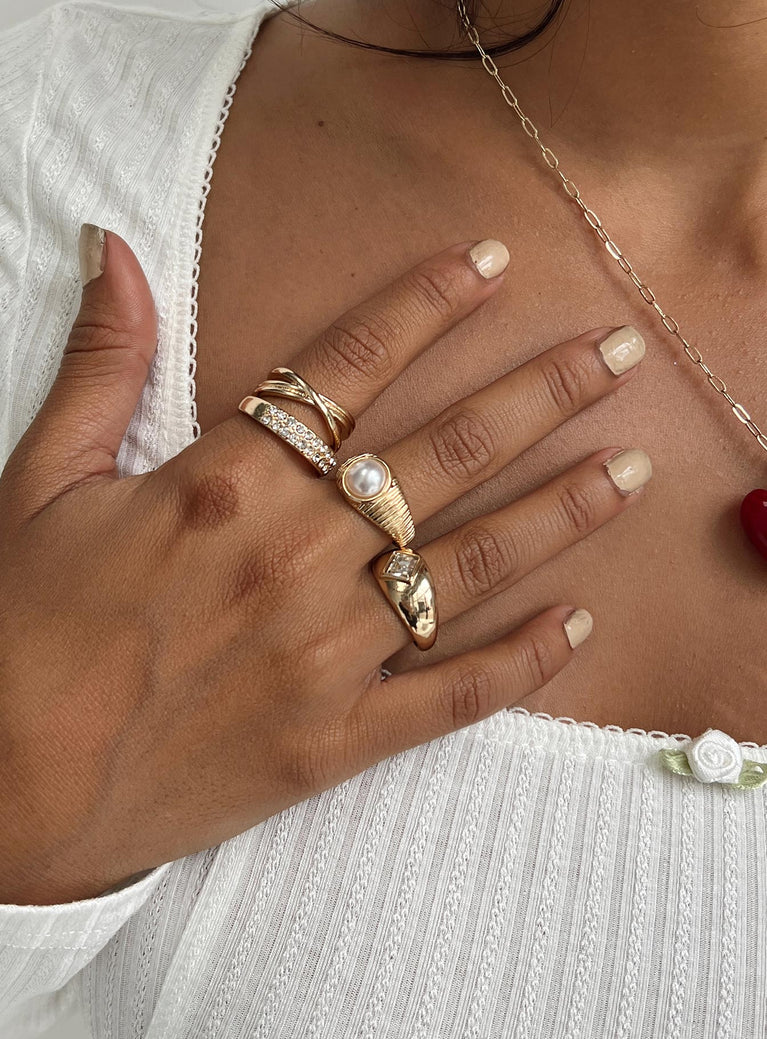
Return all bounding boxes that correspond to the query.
[2,224,159,523]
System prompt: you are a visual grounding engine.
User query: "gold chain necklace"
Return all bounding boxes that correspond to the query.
[456,0,767,562]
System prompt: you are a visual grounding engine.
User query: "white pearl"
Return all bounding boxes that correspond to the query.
[346,457,387,498]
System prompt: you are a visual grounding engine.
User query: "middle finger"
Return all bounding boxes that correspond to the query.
[341,323,646,558]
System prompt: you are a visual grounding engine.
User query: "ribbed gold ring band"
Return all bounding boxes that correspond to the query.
[335,453,438,649]
[336,453,416,548]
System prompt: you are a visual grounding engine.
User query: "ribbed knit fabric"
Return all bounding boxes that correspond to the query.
[2,2,767,1036]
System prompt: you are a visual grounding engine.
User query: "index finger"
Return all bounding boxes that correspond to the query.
[245,238,510,444]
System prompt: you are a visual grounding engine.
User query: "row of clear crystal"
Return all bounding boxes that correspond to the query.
[258,402,337,476]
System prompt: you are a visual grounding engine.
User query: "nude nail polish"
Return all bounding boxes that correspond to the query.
[564,608,593,649]
[604,447,653,495]
[468,239,510,279]
[78,223,107,286]
[597,325,646,375]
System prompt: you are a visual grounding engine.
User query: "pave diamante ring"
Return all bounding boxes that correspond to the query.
[238,395,337,476]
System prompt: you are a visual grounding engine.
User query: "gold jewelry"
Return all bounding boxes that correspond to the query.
[371,547,438,650]
[336,453,416,547]
[457,0,767,563]
[238,395,337,476]
[254,367,355,451]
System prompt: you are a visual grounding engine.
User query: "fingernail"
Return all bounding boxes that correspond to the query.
[597,325,646,375]
[604,447,653,495]
[78,223,107,286]
[468,239,510,279]
[564,607,593,649]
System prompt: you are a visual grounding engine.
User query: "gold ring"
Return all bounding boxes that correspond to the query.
[238,395,337,477]
[371,547,438,650]
[336,453,415,547]
[253,367,355,451]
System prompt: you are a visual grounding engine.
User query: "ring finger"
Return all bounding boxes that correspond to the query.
[360,442,651,657]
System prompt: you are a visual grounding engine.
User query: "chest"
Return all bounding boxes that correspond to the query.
[190,27,767,741]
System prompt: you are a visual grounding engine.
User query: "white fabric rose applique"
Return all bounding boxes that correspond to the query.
[658,729,767,789]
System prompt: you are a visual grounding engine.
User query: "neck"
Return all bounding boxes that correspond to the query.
[301,0,767,269]
[309,0,767,168]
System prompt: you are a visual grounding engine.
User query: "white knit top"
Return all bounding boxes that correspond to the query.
[2,2,767,1036]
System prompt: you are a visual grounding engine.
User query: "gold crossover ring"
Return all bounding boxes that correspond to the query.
[238,395,338,477]
[253,367,355,451]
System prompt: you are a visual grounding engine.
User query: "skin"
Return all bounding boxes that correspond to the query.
[192,0,767,742]
[1,0,764,904]
[0,235,633,904]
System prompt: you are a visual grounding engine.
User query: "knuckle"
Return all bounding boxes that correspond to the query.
[279,715,348,797]
[517,628,557,688]
[339,703,375,761]
[427,407,498,483]
[297,621,342,681]
[225,520,321,608]
[315,314,396,384]
[278,729,327,796]
[68,298,144,350]
[70,308,129,346]
[454,523,520,600]
[64,323,149,381]
[179,467,244,531]
[540,353,591,417]
[225,551,271,608]
[406,263,464,322]
[557,480,598,536]
[446,664,496,729]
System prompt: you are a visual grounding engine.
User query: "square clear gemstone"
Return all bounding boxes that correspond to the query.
[384,551,420,583]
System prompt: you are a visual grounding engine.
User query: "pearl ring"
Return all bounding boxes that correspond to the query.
[336,453,415,549]
[336,453,438,650]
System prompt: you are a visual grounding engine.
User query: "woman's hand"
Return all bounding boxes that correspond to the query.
[0,230,650,905]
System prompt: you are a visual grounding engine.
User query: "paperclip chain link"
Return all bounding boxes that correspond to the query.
[456,0,767,455]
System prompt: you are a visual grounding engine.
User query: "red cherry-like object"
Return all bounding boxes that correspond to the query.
[740,489,767,561]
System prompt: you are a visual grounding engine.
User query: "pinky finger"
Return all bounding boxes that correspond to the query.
[349,604,592,765]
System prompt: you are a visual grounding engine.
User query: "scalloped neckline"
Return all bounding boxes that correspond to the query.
[501,705,767,753]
